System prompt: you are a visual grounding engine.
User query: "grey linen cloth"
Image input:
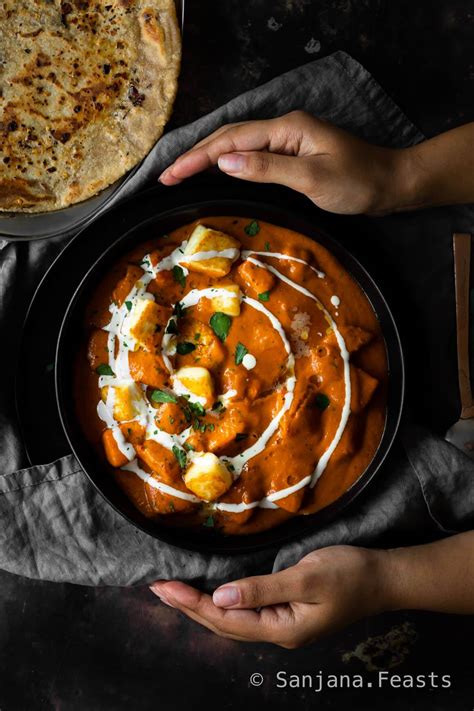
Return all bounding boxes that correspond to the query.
[1,51,473,587]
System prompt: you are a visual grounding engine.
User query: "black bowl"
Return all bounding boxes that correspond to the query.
[55,185,404,554]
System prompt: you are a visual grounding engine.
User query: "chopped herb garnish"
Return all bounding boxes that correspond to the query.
[188,401,205,417]
[151,389,177,404]
[194,333,201,341]
[173,301,186,318]
[235,342,249,366]
[228,463,235,472]
[125,300,133,312]
[207,423,215,432]
[203,515,215,528]
[264,241,271,252]
[258,291,270,302]
[169,416,175,424]
[165,319,178,335]
[96,364,114,376]
[235,433,248,442]
[210,312,232,342]
[315,393,330,411]
[183,442,195,452]
[177,341,196,355]
[168,501,175,512]
[127,428,132,436]
[172,445,187,469]
[172,265,186,288]
[211,400,225,412]
[244,219,260,236]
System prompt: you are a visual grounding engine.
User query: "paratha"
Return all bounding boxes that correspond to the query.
[0,0,181,212]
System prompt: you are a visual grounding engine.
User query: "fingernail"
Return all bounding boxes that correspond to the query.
[158,595,176,608]
[218,153,246,174]
[213,585,240,607]
[150,584,176,608]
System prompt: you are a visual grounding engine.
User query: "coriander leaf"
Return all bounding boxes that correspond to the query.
[165,319,178,335]
[151,389,177,404]
[203,515,215,528]
[258,290,270,302]
[189,401,205,417]
[210,312,231,342]
[172,265,186,288]
[315,393,330,411]
[207,423,215,432]
[183,442,195,452]
[168,501,175,512]
[172,445,187,469]
[177,341,196,355]
[235,433,248,442]
[235,341,249,366]
[96,364,114,376]
[211,400,224,412]
[244,219,260,236]
[125,300,133,312]
[264,241,271,252]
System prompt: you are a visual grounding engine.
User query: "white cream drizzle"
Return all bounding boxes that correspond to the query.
[243,256,351,488]
[95,234,352,514]
[122,459,200,503]
[241,250,326,279]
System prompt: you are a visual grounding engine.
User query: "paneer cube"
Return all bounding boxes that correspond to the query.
[173,366,214,408]
[184,452,233,501]
[101,381,146,422]
[125,297,170,350]
[211,283,241,317]
[236,260,275,298]
[182,224,241,277]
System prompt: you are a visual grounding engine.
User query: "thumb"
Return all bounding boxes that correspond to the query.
[212,565,308,609]
[218,151,315,194]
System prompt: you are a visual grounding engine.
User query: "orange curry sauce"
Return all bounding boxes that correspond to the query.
[75,217,388,535]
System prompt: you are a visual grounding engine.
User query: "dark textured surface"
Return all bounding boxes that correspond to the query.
[2,1,473,709]
[173,0,474,137]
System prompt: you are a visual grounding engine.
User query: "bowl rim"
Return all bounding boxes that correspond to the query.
[55,186,405,555]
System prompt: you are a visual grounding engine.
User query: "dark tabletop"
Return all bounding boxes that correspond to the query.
[2,2,473,709]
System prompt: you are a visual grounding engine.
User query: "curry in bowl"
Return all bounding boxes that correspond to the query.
[76,217,387,535]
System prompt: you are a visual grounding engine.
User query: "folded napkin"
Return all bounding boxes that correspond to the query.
[1,51,473,587]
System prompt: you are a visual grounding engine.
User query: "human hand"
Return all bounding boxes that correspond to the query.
[150,545,391,648]
[159,111,414,215]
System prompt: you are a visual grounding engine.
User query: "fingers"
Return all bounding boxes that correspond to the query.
[216,151,317,195]
[211,563,314,610]
[149,581,297,644]
[160,120,276,185]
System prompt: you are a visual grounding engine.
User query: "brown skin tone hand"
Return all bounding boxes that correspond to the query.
[151,533,474,648]
[159,111,474,215]
[153,111,474,646]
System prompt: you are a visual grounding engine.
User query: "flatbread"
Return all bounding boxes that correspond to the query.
[0,0,181,212]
